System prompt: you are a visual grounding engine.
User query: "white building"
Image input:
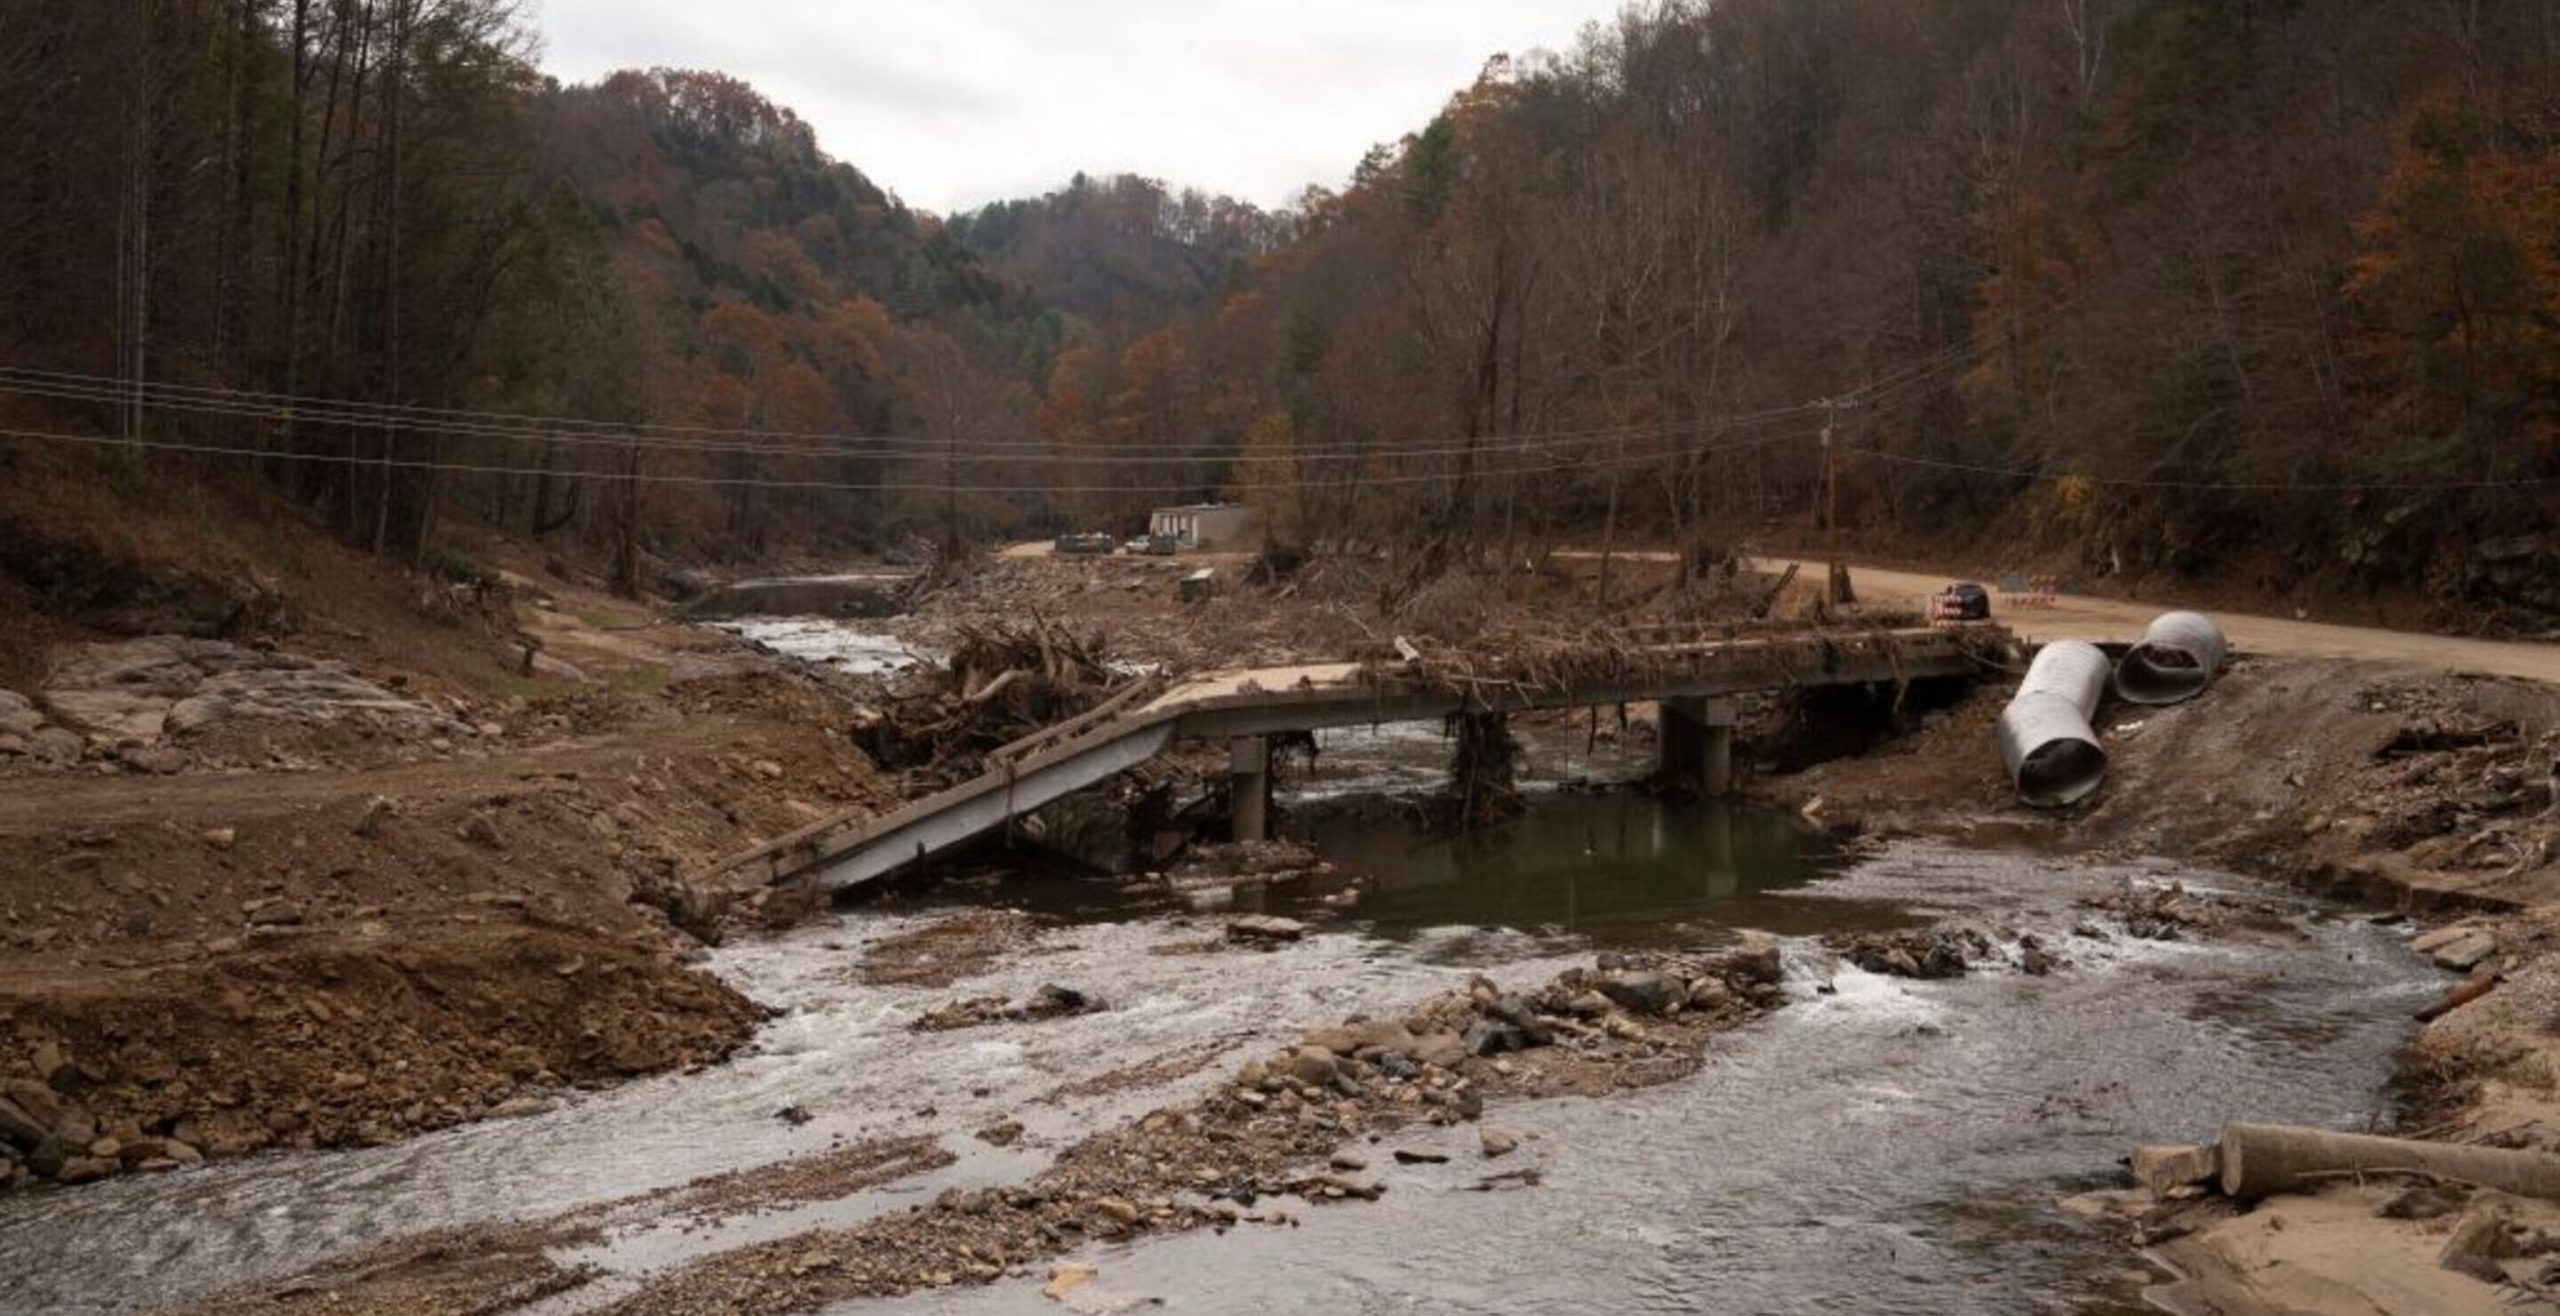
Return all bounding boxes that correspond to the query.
[1148,503,1258,548]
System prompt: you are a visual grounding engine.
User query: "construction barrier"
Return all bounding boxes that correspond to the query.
[1998,574,2061,608]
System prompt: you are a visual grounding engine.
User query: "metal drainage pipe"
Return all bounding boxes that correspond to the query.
[2019,636,2112,708]
[2114,611,2228,705]
[1999,639,2110,807]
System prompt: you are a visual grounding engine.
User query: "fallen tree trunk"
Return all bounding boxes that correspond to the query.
[2219,1123,2560,1201]
[964,668,1028,707]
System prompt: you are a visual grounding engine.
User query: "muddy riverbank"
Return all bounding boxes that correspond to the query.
[4,546,2551,1314]
[0,710,2460,1315]
[1752,652,2560,1313]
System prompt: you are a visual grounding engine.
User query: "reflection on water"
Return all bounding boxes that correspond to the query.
[1290,795,1913,945]
[892,720,1868,953]
[1255,720,1906,944]
[1288,718,1654,801]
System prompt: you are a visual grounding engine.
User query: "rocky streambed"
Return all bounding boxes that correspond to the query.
[0,694,2460,1313]
[0,604,2526,1314]
[0,806,2439,1316]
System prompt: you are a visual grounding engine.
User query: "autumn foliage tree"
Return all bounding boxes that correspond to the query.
[2348,98,2560,484]
[1047,0,2560,623]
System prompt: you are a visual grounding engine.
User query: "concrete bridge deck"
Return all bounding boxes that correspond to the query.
[699,624,2007,894]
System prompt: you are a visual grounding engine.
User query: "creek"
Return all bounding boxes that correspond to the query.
[0,720,2437,1315]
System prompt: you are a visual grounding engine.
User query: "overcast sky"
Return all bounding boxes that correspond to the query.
[531,1,1616,214]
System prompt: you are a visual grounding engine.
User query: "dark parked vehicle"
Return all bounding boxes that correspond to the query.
[1054,532,1117,556]
[1938,581,1993,620]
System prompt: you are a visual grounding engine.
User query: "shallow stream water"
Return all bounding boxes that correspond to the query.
[0,722,2440,1315]
[862,847,2433,1316]
[705,617,929,677]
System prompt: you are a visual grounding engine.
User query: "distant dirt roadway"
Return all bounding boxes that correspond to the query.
[996,541,2557,684]
[1755,556,2560,685]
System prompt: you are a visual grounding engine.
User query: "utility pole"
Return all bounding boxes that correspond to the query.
[120,0,155,450]
[1814,397,1857,605]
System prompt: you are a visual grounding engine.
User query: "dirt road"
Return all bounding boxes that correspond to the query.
[1756,556,2560,685]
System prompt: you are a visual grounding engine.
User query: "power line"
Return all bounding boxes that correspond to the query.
[1844,446,2560,492]
[0,328,2004,502]
[17,408,2531,499]
[0,329,1996,465]
[0,365,1844,462]
[0,372,1827,467]
[0,421,1819,494]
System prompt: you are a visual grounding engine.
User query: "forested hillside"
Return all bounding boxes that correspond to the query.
[2,0,2555,626]
[951,174,1279,331]
[0,2,1064,593]
[1054,0,2560,623]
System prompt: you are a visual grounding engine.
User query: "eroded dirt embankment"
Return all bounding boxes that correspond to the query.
[1754,651,2560,1313]
[1761,652,2557,905]
[0,659,897,1190]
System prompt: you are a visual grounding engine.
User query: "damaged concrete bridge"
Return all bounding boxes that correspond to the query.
[705,625,2009,894]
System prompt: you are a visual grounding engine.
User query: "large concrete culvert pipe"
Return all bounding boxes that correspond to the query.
[2114,611,2228,706]
[1999,639,2110,807]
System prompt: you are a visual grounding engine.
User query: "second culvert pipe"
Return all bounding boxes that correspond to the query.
[1998,639,2110,807]
[2115,610,2228,705]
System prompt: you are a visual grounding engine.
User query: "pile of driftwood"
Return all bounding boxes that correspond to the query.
[858,618,1128,788]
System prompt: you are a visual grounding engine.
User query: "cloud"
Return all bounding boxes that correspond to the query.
[532,0,1610,213]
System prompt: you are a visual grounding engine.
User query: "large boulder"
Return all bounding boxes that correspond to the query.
[1,1082,66,1131]
[1226,915,1307,945]
[1302,1018,1420,1059]
[1728,934,1785,987]
[1594,970,1686,1016]
[1406,1031,1467,1068]
[0,690,41,738]
[38,636,464,746]
[0,1095,53,1152]
[39,690,171,742]
[1282,1046,1343,1088]
[28,728,83,766]
[165,666,457,736]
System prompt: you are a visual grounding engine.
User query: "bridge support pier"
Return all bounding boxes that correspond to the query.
[1661,696,1737,797]
[1230,735,1271,842]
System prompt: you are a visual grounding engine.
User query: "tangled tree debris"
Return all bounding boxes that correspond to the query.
[855,619,1138,790]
